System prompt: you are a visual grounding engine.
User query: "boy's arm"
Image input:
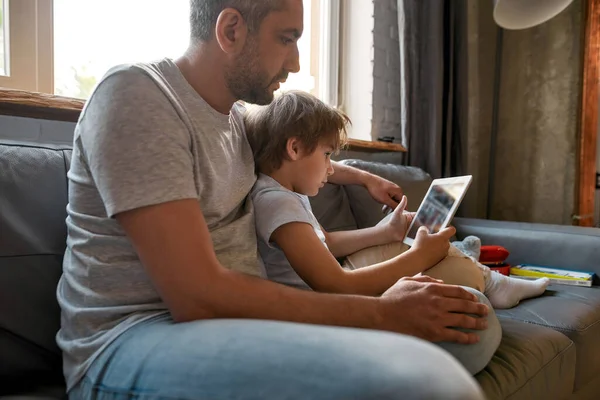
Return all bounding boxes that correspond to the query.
[322,225,390,258]
[322,196,413,258]
[274,222,437,296]
[328,161,403,209]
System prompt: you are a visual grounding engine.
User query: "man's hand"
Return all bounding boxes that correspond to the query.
[410,225,455,267]
[327,162,402,209]
[377,276,489,344]
[363,174,404,209]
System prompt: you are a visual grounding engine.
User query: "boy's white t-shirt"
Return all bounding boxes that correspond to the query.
[251,173,328,290]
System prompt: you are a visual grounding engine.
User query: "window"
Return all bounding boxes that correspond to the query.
[0,0,336,102]
[278,0,316,96]
[53,0,191,99]
[0,0,7,76]
[0,0,53,92]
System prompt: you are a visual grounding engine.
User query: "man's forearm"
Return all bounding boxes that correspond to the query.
[184,267,382,329]
[329,161,403,209]
[328,161,371,186]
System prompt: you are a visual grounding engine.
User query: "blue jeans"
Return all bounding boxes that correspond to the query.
[70,289,500,400]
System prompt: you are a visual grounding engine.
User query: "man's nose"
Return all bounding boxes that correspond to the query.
[285,44,301,73]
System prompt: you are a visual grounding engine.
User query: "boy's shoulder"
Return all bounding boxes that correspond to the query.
[251,174,297,201]
[252,174,318,242]
[251,174,312,215]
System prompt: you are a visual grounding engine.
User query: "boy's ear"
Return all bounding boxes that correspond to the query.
[286,137,302,161]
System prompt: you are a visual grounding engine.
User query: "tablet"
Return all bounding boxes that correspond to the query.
[403,175,473,246]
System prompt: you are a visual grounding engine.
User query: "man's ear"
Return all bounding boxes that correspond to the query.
[214,8,248,54]
[286,137,303,161]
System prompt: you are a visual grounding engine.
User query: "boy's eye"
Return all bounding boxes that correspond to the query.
[325,152,332,157]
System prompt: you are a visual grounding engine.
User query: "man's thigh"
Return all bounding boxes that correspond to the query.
[71,316,484,400]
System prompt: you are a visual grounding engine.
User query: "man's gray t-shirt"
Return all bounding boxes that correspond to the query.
[56,59,261,390]
[251,173,328,290]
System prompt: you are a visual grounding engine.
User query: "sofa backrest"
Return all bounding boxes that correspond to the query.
[0,142,71,387]
[310,159,433,230]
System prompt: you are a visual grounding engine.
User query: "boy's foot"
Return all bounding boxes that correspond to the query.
[485,271,550,309]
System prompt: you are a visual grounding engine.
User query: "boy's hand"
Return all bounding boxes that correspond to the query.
[382,195,415,242]
[411,225,455,267]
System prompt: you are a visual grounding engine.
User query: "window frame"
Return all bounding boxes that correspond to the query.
[318,0,340,107]
[0,0,53,93]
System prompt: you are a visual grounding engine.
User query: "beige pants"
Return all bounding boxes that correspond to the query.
[344,241,486,293]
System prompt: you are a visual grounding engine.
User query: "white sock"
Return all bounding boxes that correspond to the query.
[483,269,549,309]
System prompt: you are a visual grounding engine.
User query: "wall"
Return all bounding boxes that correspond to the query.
[371,0,402,143]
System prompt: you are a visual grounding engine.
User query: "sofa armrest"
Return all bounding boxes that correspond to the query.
[453,217,600,277]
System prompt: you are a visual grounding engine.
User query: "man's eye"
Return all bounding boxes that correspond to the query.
[325,152,332,157]
[281,37,294,45]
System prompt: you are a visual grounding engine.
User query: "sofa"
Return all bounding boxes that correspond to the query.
[1,140,599,400]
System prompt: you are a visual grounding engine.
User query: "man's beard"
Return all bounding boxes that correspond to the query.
[224,39,286,105]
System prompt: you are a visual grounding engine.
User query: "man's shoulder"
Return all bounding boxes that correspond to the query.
[78,59,185,125]
[92,59,174,97]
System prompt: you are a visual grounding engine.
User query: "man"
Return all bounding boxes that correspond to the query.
[58,1,500,398]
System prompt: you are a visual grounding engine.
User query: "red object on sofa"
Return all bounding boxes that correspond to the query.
[479,245,511,276]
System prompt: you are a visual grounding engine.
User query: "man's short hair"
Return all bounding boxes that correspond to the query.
[190,0,284,42]
[244,90,350,174]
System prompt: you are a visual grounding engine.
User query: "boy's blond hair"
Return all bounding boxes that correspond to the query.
[244,90,350,173]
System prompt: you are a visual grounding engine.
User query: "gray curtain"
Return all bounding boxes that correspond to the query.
[397,0,467,179]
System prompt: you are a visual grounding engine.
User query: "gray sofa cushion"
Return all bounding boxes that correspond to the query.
[496,286,600,391]
[0,143,70,392]
[454,217,600,393]
[338,159,432,228]
[309,182,357,232]
[476,317,576,400]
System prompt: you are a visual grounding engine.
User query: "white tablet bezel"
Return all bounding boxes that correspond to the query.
[402,175,473,246]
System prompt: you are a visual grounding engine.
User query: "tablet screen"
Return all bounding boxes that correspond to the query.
[405,182,467,240]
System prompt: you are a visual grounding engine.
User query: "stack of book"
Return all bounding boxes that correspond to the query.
[510,264,596,287]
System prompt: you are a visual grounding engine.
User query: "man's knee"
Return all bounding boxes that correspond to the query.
[439,287,502,375]
[350,334,485,400]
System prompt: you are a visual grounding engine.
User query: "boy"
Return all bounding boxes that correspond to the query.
[246,90,549,309]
